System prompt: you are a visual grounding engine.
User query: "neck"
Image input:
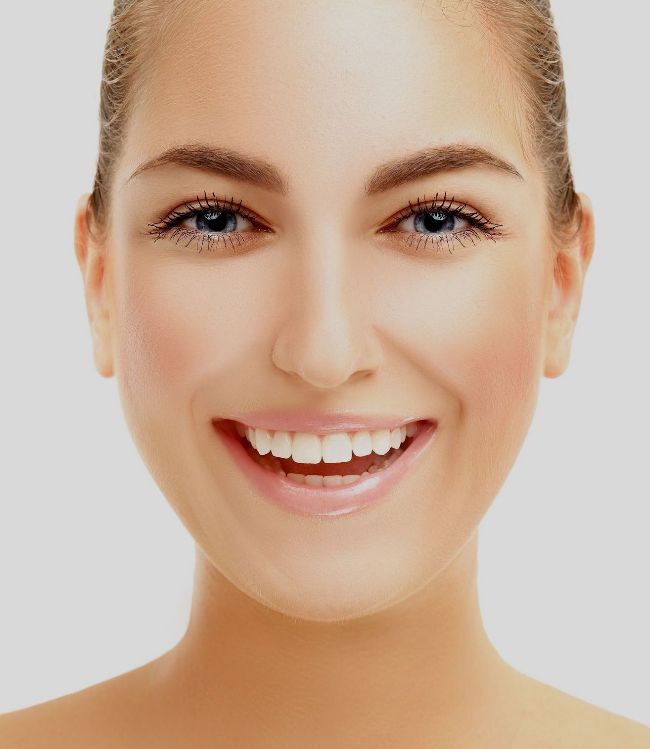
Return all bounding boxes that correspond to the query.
[155,531,516,745]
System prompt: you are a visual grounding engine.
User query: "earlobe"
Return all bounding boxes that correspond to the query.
[543,193,595,379]
[74,193,115,379]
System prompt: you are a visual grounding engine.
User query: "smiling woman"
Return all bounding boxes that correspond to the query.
[1,0,649,747]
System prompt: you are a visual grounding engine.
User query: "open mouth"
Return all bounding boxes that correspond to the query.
[217,419,425,488]
[213,417,439,517]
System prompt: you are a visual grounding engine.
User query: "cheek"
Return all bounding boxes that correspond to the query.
[113,257,251,406]
[451,277,543,428]
[445,270,545,518]
[110,253,261,507]
[383,248,546,460]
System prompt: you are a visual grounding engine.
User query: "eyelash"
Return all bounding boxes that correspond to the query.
[146,191,268,254]
[380,192,504,254]
[145,190,504,255]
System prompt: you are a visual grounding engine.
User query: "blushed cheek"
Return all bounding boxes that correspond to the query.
[462,301,542,435]
[432,262,546,479]
[112,258,245,419]
[383,252,546,478]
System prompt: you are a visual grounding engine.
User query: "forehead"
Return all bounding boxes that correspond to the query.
[121,0,525,195]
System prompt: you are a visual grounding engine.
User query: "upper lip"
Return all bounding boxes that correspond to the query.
[217,410,434,434]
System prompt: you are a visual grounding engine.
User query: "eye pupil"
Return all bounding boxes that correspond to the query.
[196,210,235,233]
[416,210,455,233]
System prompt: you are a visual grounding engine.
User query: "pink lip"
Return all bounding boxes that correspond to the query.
[212,418,438,518]
[226,410,424,435]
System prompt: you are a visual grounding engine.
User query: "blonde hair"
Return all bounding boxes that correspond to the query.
[88,0,582,248]
[473,0,582,248]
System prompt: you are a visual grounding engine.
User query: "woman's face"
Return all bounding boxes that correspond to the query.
[89,0,564,621]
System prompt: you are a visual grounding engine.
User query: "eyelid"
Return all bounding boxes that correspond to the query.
[156,191,269,228]
[143,189,505,256]
[380,191,499,230]
[376,191,506,256]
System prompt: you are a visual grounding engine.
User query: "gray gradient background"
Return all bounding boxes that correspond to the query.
[0,1,648,724]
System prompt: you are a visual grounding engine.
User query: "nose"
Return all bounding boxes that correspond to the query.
[271,238,383,390]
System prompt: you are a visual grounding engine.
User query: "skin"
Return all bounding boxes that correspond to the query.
[2,0,649,746]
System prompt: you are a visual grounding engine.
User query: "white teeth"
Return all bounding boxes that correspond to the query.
[321,433,353,463]
[254,428,272,455]
[271,430,292,459]
[351,430,373,457]
[239,421,419,462]
[286,473,362,486]
[292,432,322,464]
[371,428,391,455]
[279,444,404,486]
[246,448,404,486]
[283,456,403,485]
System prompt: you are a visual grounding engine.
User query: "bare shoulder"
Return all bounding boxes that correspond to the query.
[0,658,163,749]
[510,669,650,748]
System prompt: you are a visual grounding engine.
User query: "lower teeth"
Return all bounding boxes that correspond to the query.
[248,445,405,487]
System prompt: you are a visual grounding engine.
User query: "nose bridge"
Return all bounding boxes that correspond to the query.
[271,229,382,389]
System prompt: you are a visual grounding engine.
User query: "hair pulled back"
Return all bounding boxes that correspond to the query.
[88,0,582,249]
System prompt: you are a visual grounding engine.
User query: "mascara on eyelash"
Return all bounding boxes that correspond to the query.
[382,191,504,255]
[393,191,502,230]
[147,190,256,231]
[145,188,505,255]
[144,190,265,254]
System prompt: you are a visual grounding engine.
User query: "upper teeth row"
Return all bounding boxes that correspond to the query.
[237,422,419,464]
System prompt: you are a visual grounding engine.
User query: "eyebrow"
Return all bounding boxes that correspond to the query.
[126,142,523,195]
[126,144,289,193]
[365,143,523,194]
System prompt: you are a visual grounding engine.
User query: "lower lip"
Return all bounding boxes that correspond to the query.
[212,419,438,518]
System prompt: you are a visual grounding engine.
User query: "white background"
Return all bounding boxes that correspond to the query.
[0,0,648,724]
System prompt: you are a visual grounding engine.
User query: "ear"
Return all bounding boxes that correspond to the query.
[543,193,595,378]
[74,193,114,378]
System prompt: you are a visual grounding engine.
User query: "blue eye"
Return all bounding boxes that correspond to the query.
[146,189,503,256]
[406,209,461,234]
[193,209,242,234]
[381,192,504,255]
[145,191,270,253]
